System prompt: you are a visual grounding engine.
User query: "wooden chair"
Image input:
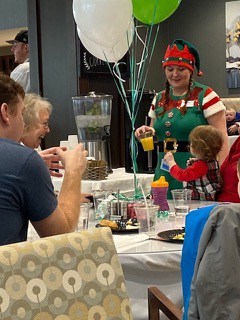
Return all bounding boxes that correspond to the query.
[148,286,183,320]
[0,227,133,319]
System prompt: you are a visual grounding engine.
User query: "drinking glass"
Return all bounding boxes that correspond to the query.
[171,189,193,216]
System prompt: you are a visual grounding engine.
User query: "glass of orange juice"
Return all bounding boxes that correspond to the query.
[139,131,154,151]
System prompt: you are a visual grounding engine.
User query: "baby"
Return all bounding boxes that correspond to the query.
[226,108,240,136]
[164,125,223,201]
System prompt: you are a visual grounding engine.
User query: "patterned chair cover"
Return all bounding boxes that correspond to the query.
[0,227,133,320]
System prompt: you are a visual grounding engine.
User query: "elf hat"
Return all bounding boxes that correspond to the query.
[162,39,203,76]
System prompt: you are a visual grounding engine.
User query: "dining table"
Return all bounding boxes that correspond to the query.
[27,199,216,320]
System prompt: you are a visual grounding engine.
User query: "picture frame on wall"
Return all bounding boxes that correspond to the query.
[226,1,240,88]
[79,43,130,79]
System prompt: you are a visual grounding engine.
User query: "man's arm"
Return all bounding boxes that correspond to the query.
[32,143,87,237]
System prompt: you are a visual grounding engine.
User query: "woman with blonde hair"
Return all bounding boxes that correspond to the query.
[22,93,64,177]
[22,93,91,202]
[22,93,52,148]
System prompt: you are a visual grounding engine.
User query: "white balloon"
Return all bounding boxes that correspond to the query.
[77,19,134,63]
[73,0,133,48]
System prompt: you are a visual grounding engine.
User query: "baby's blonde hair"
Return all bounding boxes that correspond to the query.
[189,125,223,161]
[225,108,236,114]
[23,93,52,133]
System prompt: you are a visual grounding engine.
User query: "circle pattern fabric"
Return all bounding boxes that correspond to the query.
[0,228,133,319]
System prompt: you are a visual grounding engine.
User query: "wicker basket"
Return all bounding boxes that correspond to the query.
[82,160,108,180]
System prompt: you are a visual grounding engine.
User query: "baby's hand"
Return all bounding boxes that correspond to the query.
[228,124,238,135]
[163,152,176,169]
[164,152,174,164]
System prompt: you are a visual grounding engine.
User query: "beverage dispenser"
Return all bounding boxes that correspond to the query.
[72,92,113,172]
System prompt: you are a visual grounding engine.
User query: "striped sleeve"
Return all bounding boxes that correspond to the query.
[148,93,158,119]
[202,88,226,118]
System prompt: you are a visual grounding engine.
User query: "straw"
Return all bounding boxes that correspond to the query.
[139,183,150,232]
[117,188,120,216]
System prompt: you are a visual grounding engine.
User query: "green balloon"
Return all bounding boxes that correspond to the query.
[133,0,181,25]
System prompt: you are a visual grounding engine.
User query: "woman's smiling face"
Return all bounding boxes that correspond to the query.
[165,65,192,93]
[22,109,50,148]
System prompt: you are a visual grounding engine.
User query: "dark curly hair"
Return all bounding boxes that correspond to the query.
[189,125,223,161]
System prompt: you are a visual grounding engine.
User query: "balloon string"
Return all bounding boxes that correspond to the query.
[135,25,149,66]
[113,62,126,82]
[138,24,160,95]
[136,29,149,97]
[110,15,160,198]
[135,22,156,95]
[113,64,139,191]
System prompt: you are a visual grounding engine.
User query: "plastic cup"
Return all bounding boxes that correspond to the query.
[68,135,79,150]
[171,189,193,216]
[134,204,158,234]
[139,131,154,151]
[76,203,91,231]
[92,190,110,220]
[59,140,69,150]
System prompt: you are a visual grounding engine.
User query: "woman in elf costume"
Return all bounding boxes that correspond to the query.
[135,39,228,198]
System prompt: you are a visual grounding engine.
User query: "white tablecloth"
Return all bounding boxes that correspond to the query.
[114,233,183,320]
[52,167,154,196]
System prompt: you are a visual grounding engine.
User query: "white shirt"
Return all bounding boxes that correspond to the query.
[10,58,30,93]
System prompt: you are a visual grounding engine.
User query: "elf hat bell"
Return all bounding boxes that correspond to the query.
[162,39,203,76]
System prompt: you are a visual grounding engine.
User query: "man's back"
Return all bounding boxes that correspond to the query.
[0,138,57,245]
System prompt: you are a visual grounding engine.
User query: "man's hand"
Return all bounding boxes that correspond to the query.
[56,143,88,175]
[39,147,66,177]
